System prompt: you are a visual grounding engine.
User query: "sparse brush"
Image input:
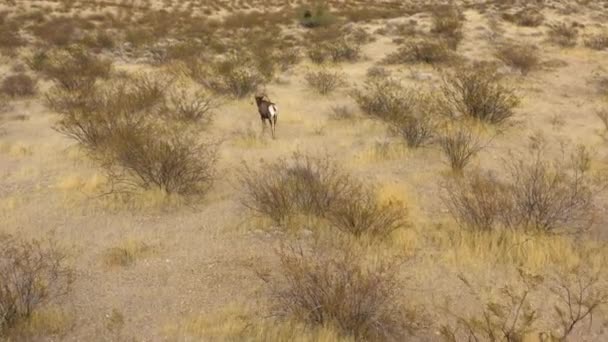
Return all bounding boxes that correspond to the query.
[439,66,519,124]
[0,74,37,97]
[351,78,417,122]
[161,89,217,125]
[366,66,391,79]
[298,4,336,29]
[267,245,416,341]
[383,40,454,65]
[584,32,608,50]
[502,8,544,27]
[238,153,360,225]
[550,267,608,340]
[41,46,112,92]
[276,48,301,71]
[547,23,579,48]
[443,145,599,233]
[495,43,540,75]
[443,170,514,231]
[441,270,542,342]
[31,17,76,46]
[0,21,24,48]
[390,113,437,148]
[327,187,408,239]
[430,4,464,49]
[49,75,169,151]
[0,234,73,336]
[439,125,487,172]
[205,53,264,98]
[505,146,596,233]
[329,105,356,121]
[307,39,361,64]
[103,128,218,196]
[304,68,345,95]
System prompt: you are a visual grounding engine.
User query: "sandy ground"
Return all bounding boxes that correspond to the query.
[2,1,608,341]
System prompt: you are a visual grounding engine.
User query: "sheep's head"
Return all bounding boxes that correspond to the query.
[254,95,264,105]
[254,94,270,105]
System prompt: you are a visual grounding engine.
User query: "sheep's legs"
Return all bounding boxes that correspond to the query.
[260,117,267,135]
[271,117,277,139]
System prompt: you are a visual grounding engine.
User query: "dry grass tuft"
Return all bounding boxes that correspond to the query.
[102,240,152,267]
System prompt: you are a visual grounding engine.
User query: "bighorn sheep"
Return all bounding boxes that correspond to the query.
[254,94,278,139]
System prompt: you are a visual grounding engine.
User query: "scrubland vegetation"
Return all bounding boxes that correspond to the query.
[1,0,608,340]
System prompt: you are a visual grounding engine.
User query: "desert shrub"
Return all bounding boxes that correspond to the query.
[351,78,416,122]
[298,4,336,28]
[238,153,359,224]
[304,68,345,95]
[441,271,541,342]
[505,146,596,232]
[49,75,218,196]
[352,78,438,148]
[495,43,540,75]
[584,32,608,50]
[443,170,514,231]
[443,146,599,232]
[327,187,408,239]
[276,48,301,71]
[366,66,391,79]
[390,113,437,148]
[41,47,112,92]
[439,125,486,172]
[81,30,116,50]
[267,246,414,341]
[347,26,375,45]
[547,23,578,48]
[329,105,356,120]
[502,8,544,27]
[31,16,90,47]
[0,21,24,48]
[0,74,37,97]
[327,38,361,62]
[307,47,329,64]
[384,40,454,65]
[161,89,216,125]
[204,53,264,98]
[103,127,218,195]
[439,66,519,124]
[124,27,155,48]
[550,267,608,340]
[430,4,464,49]
[307,38,361,64]
[0,235,72,335]
[338,7,404,23]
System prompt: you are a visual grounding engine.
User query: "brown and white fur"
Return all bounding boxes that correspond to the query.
[254,95,278,139]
